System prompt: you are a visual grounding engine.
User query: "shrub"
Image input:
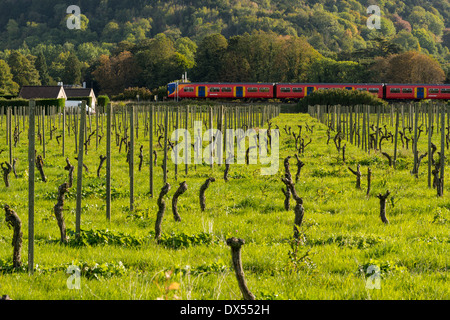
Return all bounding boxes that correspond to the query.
[97,95,110,109]
[297,88,386,111]
[113,87,154,101]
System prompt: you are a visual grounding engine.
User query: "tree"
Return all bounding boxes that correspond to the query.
[35,51,54,85]
[134,34,185,89]
[370,51,445,84]
[92,51,139,96]
[191,34,228,81]
[7,51,40,87]
[392,30,420,52]
[0,59,20,95]
[307,57,366,83]
[413,28,437,54]
[443,29,450,49]
[62,52,82,85]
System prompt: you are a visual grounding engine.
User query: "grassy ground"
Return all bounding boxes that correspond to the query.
[0,109,448,300]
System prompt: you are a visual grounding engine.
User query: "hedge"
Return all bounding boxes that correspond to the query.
[297,88,386,112]
[0,98,66,113]
[0,98,29,107]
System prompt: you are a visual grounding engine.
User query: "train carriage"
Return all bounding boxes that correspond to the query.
[385,84,450,100]
[168,81,450,102]
[168,82,275,100]
[275,83,384,100]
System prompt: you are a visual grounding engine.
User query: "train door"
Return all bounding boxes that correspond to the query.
[235,86,244,98]
[197,86,207,98]
[306,87,315,96]
[416,87,425,99]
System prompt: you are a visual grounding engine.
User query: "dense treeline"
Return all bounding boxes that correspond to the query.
[0,0,449,97]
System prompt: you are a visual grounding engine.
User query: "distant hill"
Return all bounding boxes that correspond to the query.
[0,0,448,52]
[0,0,448,95]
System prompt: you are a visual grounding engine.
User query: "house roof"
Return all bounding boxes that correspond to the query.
[19,86,67,99]
[64,87,95,98]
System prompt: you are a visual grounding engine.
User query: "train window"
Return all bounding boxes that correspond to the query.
[260,87,270,92]
[210,87,220,92]
[222,87,232,92]
[390,88,401,93]
[357,88,367,91]
[184,87,194,92]
[402,88,413,93]
[429,88,439,94]
[247,87,258,92]
[293,88,303,93]
[369,88,379,93]
[280,87,291,93]
[441,89,450,94]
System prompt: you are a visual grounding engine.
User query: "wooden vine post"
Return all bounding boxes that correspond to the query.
[129,105,135,211]
[62,107,65,156]
[226,237,255,300]
[28,100,36,274]
[439,104,445,197]
[75,101,86,239]
[106,103,112,222]
[163,107,169,184]
[149,105,154,197]
[365,167,371,197]
[185,105,189,175]
[428,104,432,188]
[393,105,399,169]
[8,108,12,165]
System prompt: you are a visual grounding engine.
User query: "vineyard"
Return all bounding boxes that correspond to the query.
[0,102,448,300]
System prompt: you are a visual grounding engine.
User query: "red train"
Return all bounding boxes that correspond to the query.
[167,82,450,101]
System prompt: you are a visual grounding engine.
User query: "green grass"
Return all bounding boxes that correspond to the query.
[0,109,448,300]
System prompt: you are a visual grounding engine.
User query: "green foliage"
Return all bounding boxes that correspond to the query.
[71,260,127,280]
[67,229,143,247]
[170,261,228,276]
[359,259,407,278]
[0,59,19,95]
[151,231,216,249]
[0,98,29,107]
[61,52,82,85]
[35,98,66,112]
[0,258,127,280]
[113,87,154,101]
[97,95,110,108]
[297,88,386,109]
[7,50,41,87]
